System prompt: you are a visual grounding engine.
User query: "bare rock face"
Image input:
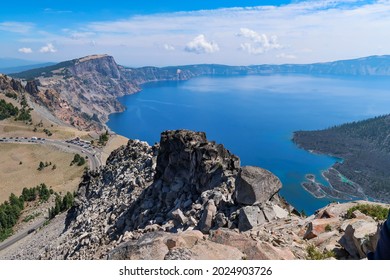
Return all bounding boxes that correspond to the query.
[339,219,380,259]
[156,130,240,191]
[304,217,341,240]
[209,228,295,260]
[107,230,244,260]
[25,80,39,95]
[10,78,24,92]
[238,206,266,231]
[107,232,169,260]
[235,166,282,206]
[0,74,24,95]
[199,200,217,233]
[122,130,242,233]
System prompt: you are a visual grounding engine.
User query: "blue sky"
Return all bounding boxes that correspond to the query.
[0,0,388,66]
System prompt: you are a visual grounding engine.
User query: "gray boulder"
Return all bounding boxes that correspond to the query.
[107,232,169,260]
[235,166,282,206]
[171,208,188,225]
[199,200,217,233]
[238,205,266,231]
[339,220,380,259]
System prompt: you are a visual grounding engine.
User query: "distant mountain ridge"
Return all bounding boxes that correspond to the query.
[0,58,50,68]
[12,54,390,80]
[0,63,56,75]
[0,58,55,74]
[6,54,390,130]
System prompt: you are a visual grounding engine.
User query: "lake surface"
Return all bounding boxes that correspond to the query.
[107,75,390,214]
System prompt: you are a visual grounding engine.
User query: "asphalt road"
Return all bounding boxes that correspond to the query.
[0,137,102,170]
[0,219,46,252]
[0,137,103,252]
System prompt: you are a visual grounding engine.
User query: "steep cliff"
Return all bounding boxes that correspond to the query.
[0,74,24,93]
[11,55,134,129]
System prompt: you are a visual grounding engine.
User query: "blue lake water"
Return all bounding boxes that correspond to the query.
[107,75,390,214]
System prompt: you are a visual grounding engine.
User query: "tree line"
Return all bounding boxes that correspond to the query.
[0,183,75,242]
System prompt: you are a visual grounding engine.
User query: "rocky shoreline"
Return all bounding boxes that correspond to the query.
[293,121,390,204]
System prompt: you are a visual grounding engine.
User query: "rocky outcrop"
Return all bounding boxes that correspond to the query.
[339,216,380,259]
[120,130,243,233]
[25,80,39,96]
[302,201,388,259]
[0,74,24,94]
[37,130,291,259]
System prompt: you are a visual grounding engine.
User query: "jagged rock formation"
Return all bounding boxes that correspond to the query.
[36,130,294,259]
[0,74,25,94]
[25,80,39,96]
[5,129,378,260]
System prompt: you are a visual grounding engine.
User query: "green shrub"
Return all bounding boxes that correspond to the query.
[5,92,17,99]
[346,204,389,220]
[71,154,86,166]
[306,244,335,260]
[0,228,13,242]
[48,192,74,220]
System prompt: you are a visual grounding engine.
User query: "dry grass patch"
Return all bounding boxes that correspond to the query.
[101,134,129,164]
[0,143,84,203]
[0,118,92,140]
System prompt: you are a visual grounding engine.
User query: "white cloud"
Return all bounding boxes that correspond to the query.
[0,22,34,33]
[238,28,282,55]
[5,1,390,65]
[276,53,297,59]
[163,43,175,51]
[18,47,33,54]
[185,34,220,54]
[39,43,57,53]
[69,31,95,40]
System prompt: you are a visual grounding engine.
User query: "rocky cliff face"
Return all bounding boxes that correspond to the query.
[0,74,24,93]
[9,55,136,130]
[8,129,379,260]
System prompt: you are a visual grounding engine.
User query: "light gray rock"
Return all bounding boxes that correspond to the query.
[263,205,276,222]
[171,208,188,225]
[339,220,380,259]
[199,200,217,233]
[235,166,282,206]
[272,205,289,219]
[107,232,169,260]
[238,205,266,231]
